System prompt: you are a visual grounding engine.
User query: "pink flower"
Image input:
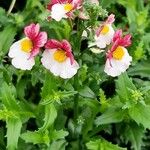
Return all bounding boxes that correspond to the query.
[8,23,47,70]
[104,29,132,77]
[41,39,79,79]
[47,0,82,21]
[94,14,115,49]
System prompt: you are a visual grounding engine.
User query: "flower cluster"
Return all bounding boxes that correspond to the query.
[8,1,132,79]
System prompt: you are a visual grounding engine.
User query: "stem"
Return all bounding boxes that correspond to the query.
[7,0,16,15]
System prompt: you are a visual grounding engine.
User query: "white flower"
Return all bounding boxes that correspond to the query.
[104,46,132,77]
[95,24,114,49]
[41,49,79,79]
[41,39,79,79]
[51,3,73,21]
[8,38,35,70]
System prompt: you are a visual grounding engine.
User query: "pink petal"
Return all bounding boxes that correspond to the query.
[105,14,115,24]
[24,23,40,40]
[62,40,72,52]
[29,48,40,58]
[33,32,47,48]
[113,29,122,42]
[45,39,63,49]
[119,34,132,47]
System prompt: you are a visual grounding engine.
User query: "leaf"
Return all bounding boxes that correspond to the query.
[6,118,22,150]
[0,25,17,55]
[79,86,96,98]
[39,104,57,131]
[129,104,150,129]
[21,130,50,145]
[41,72,57,101]
[0,82,20,111]
[50,129,68,141]
[48,140,68,150]
[86,139,127,150]
[123,122,144,150]
[128,61,150,78]
[116,73,136,103]
[95,108,125,126]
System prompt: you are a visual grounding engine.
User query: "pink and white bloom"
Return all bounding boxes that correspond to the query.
[8,23,47,70]
[41,39,79,79]
[47,0,82,21]
[95,14,115,49]
[104,30,132,77]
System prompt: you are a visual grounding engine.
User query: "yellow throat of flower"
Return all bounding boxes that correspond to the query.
[101,25,110,35]
[21,38,33,53]
[113,46,125,60]
[64,3,73,12]
[53,49,67,63]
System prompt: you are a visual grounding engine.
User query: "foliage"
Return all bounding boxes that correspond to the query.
[0,0,150,150]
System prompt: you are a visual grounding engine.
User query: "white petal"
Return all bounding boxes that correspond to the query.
[104,48,132,77]
[41,49,79,79]
[12,56,35,70]
[9,38,35,70]
[95,24,114,48]
[8,38,30,58]
[51,4,67,21]
[60,59,79,79]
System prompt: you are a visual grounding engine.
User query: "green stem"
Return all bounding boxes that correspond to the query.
[7,0,16,15]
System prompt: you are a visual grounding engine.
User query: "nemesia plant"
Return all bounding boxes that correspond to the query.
[104,30,132,77]
[4,0,150,149]
[41,39,79,79]
[8,23,47,70]
[47,0,82,21]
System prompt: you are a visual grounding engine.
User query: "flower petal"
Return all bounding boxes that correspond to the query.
[24,23,40,40]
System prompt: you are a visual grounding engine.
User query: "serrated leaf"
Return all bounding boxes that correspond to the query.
[50,129,68,141]
[129,104,150,129]
[116,73,136,102]
[21,130,50,145]
[95,108,125,126]
[48,140,68,150]
[123,122,144,150]
[39,104,57,131]
[6,118,22,150]
[86,139,126,150]
[0,82,20,110]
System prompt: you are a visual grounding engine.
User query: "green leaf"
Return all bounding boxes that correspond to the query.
[95,108,125,126]
[0,82,20,110]
[116,73,136,102]
[48,140,68,150]
[123,122,144,150]
[86,139,127,150]
[39,104,57,131]
[129,104,150,129]
[41,72,57,101]
[6,118,22,150]
[0,25,16,55]
[21,130,50,145]
[50,129,68,141]
[79,86,96,98]
[128,61,150,78]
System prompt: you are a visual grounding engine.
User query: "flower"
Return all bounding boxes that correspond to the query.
[41,39,79,79]
[95,14,115,49]
[8,23,47,70]
[47,0,82,21]
[104,30,132,77]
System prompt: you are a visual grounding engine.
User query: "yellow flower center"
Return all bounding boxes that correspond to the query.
[21,38,33,53]
[101,25,110,35]
[64,3,73,11]
[53,49,67,63]
[113,46,125,60]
